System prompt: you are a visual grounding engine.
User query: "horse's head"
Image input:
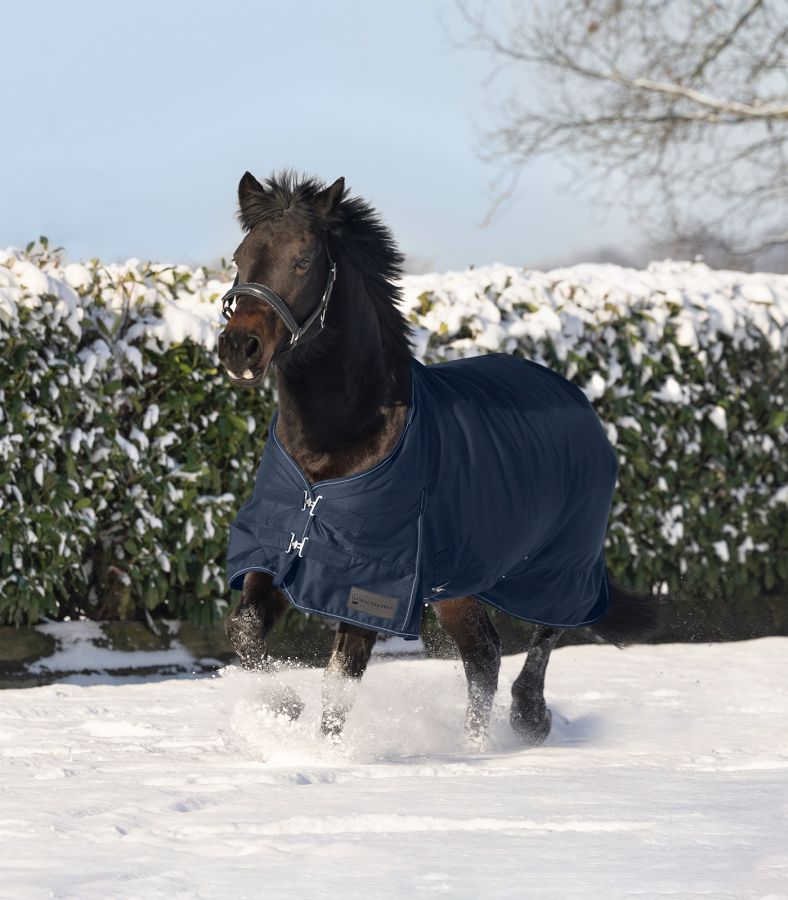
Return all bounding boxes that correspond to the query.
[217,171,345,387]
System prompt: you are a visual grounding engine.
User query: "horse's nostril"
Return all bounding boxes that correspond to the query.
[217,333,227,359]
[245,335,262,363]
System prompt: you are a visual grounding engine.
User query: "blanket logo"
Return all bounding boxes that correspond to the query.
[348,587,399,620]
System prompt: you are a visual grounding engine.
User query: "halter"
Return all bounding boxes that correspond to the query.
[220,248,337,355]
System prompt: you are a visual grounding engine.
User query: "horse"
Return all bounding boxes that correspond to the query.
[217,170,661,745]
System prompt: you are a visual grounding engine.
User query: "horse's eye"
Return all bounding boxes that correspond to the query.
[294,258,311,273]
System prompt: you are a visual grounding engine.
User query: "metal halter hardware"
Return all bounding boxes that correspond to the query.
[220,249,337,355]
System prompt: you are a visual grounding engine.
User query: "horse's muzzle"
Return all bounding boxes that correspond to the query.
[218,330,269,387]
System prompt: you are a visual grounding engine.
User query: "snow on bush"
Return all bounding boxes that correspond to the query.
[402,260,787,616]
[0,241,274,625]
[1,241,786,625]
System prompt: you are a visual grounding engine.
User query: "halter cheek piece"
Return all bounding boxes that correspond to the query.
[220,249,337,356]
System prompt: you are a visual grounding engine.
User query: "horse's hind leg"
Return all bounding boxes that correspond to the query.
[434,596,501,744]
[510,625,563,745]
[321,623,378,738]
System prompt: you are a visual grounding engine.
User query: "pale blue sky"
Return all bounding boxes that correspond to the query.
[1,0,632,271]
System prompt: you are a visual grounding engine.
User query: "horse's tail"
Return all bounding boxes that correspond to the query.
[587,575,666,647]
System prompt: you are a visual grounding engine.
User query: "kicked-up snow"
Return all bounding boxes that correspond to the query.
[0,639,786,899]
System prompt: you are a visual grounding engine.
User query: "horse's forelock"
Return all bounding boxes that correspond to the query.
[238,170,330,232]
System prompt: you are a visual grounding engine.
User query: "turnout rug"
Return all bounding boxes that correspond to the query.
[227,354,619,638]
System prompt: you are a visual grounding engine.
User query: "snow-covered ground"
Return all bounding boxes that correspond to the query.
[1,639,786,899]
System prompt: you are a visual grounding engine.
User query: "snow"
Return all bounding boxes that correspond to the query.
[708,405,728,431]
[773,485,788,506]
[583,372,606,402]
[30,621,197,677]
[115,433,140,464]
[1,639,786,898]
[3,250,787,367]
[659,504,685,545]
[398,260,788,370]
[653,375,690,404]
[713,540,731,563]
[63,263,91,291]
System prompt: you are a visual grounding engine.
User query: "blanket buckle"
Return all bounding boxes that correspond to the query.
[301,492,323,516]
[287,533,308,556]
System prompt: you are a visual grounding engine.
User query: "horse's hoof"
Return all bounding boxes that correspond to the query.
[510,706,552,746]
[320,722,343,741]
[320,711,346,741]
[225,611,269,671]
[465,710,491,751]
[466,728,488,751]
[258,684,305,721]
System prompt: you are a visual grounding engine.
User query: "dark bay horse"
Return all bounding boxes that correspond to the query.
[218,171,660,745]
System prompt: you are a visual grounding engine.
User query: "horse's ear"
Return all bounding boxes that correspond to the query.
[313,177,345,218]
[238,171,266,230]
[238,171,265,209]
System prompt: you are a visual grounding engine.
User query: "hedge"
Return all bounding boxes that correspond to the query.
[0,241,274,626]
[405,261,787,634]
[1,240,786,630]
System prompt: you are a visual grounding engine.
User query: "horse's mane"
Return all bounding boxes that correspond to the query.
[239,170,413,364]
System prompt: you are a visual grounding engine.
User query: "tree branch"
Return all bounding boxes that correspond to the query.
[542,48,788,121]
[689,0,766,81]
[617,74,788,120]
[458,0,788,264]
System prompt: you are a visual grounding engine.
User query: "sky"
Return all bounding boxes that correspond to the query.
[0,0,634,272]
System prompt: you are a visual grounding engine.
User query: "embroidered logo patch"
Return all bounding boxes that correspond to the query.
[348,586,398,620]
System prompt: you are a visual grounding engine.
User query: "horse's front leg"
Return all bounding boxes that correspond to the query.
[225,572,305,718]
[433,596,501,745]
[320,623,377,738]
[510,625,563,745]
[225,571,289,670]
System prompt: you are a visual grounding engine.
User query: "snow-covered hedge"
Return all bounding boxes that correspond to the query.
[403,261,787,624]
[1,241,786,626]
[0,241,274,625]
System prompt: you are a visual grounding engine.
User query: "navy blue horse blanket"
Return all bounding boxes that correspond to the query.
[227,354,618,639]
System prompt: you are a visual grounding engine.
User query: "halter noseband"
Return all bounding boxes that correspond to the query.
[220,249,337,355]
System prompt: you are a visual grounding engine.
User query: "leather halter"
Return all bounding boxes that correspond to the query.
[220,248,337,356]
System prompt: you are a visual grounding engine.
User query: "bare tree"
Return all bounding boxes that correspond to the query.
[459,0,788,267]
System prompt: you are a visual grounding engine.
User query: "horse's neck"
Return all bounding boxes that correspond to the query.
[272,274,411,484]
